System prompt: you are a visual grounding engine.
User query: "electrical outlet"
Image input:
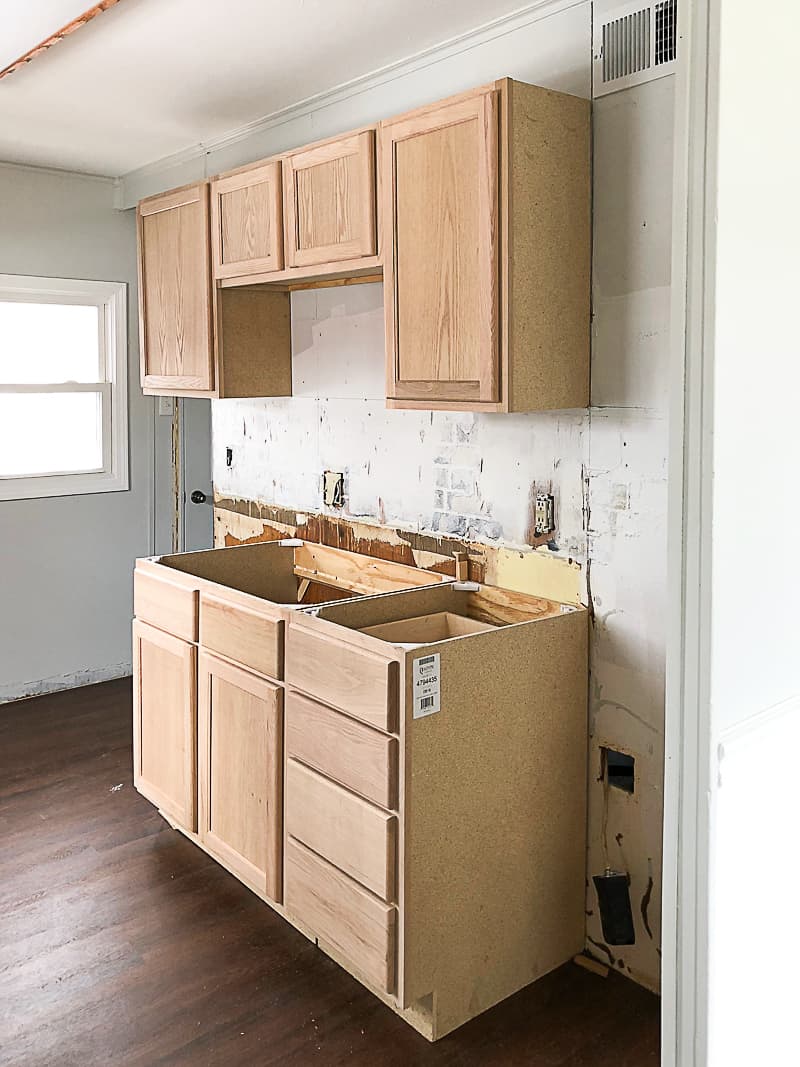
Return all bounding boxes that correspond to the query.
[534,492,556,538]
[323,471,345,508]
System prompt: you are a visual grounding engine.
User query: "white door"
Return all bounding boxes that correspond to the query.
[180,398,213,551]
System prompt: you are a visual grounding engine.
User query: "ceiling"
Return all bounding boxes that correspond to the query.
[0,0,529,178]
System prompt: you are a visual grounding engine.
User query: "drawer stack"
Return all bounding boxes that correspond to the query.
[283,627,401,994]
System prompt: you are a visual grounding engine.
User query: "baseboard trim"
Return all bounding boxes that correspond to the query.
[0,662,132,705]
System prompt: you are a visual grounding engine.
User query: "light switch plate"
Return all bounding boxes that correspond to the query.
[158,396,175,416]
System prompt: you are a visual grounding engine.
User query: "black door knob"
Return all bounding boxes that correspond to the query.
[190,490,207,504]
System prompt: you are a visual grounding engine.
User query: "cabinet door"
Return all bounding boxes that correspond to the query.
[198,653,283,902]
[283,131,376,268]
[132,619,197,831]
[137,183,214,393]
[381,91,499,406]
[211,162,284,279]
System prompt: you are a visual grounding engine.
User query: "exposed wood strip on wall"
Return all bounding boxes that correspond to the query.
[213,496,583,606]
[0,1,122,82]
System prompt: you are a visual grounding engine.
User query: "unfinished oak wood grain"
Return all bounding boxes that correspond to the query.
[285,836,397,994]
[381,90,499,406]
[197,653,283,903]
[211,161,284,279]
[285,690,398,809]
[137,183,214,393]
[285,622,399,731]
[285,758,397,901]
[133,567,199,642]
[132,619,197,832]
[199,592,284,680]
[283,130,377,268]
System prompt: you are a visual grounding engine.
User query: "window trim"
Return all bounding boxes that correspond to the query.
[0,275,128,501]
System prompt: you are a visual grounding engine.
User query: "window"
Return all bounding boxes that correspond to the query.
[0,275,128,500]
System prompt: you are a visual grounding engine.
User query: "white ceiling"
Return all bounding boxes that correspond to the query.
[0,0,529,178]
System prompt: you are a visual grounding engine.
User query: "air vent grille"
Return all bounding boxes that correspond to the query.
[593,0,679,97]
[602,9,650,83]
[655,0,677,64]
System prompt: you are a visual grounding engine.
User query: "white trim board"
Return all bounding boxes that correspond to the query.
[661,0,717,1064]
[116,0,589,207]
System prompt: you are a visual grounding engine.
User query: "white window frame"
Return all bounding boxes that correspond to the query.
[0,275,128,501]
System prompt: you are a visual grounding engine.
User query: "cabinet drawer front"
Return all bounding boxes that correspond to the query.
[200,593,283,680]
[286,691,398,809]
[134,570,198,642]
[285,624,398,732]
[285,837,396,994]
[284,130,376,268]
[285,758,397,901]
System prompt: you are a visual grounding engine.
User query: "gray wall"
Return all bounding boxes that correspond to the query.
[0,164,162,700]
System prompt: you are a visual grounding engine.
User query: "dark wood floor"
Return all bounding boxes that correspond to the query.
[0,679,659,1066]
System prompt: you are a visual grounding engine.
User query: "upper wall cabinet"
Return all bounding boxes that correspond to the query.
[138,183,215,394]
[283,130,377,269]
[381,79,591,412]
[210,161,284,279]
[138,183,291,399]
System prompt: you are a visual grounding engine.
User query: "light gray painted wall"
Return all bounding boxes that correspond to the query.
[0,164,165,700]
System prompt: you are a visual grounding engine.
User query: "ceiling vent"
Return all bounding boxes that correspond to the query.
[593,0,678,96]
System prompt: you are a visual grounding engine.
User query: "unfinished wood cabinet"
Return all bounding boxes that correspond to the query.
[381,80,590,412]
[137,183,214,394]
[198,652,283,902]
[137,182,291,399]
[284,582,588,1040]
[283,130,377,269]
[210,161,284,279]
[132,619,197,832]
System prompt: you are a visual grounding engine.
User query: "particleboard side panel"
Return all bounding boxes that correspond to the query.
[217,287,292,398]
[158,540,299,602]
[505,80,590,412]
[401,609,588,1038]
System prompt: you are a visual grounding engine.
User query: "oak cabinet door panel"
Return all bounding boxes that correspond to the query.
[132,619,197,831]
[382,92,499,405]
[284,131,376,268]
[198,653,283,902]
[138,183,214,393]
[211,162,284,279]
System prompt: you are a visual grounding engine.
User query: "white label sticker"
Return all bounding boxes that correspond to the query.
[413,653,441,719]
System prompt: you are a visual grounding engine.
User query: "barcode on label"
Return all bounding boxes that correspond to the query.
[412,652,441,719]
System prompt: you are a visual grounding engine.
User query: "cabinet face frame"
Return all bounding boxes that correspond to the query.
[137,182,215,394]
[197,651,283,902]
[283,130,377,269]
[381,89,500,407]
[210,161,284,279]
[132,618,197,831]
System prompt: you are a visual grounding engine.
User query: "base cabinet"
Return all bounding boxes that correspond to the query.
[197,652,284,903]
[132,619,197,832]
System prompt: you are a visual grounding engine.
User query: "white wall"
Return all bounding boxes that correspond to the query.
[704,0,800,1060]
[0,164,161,700]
